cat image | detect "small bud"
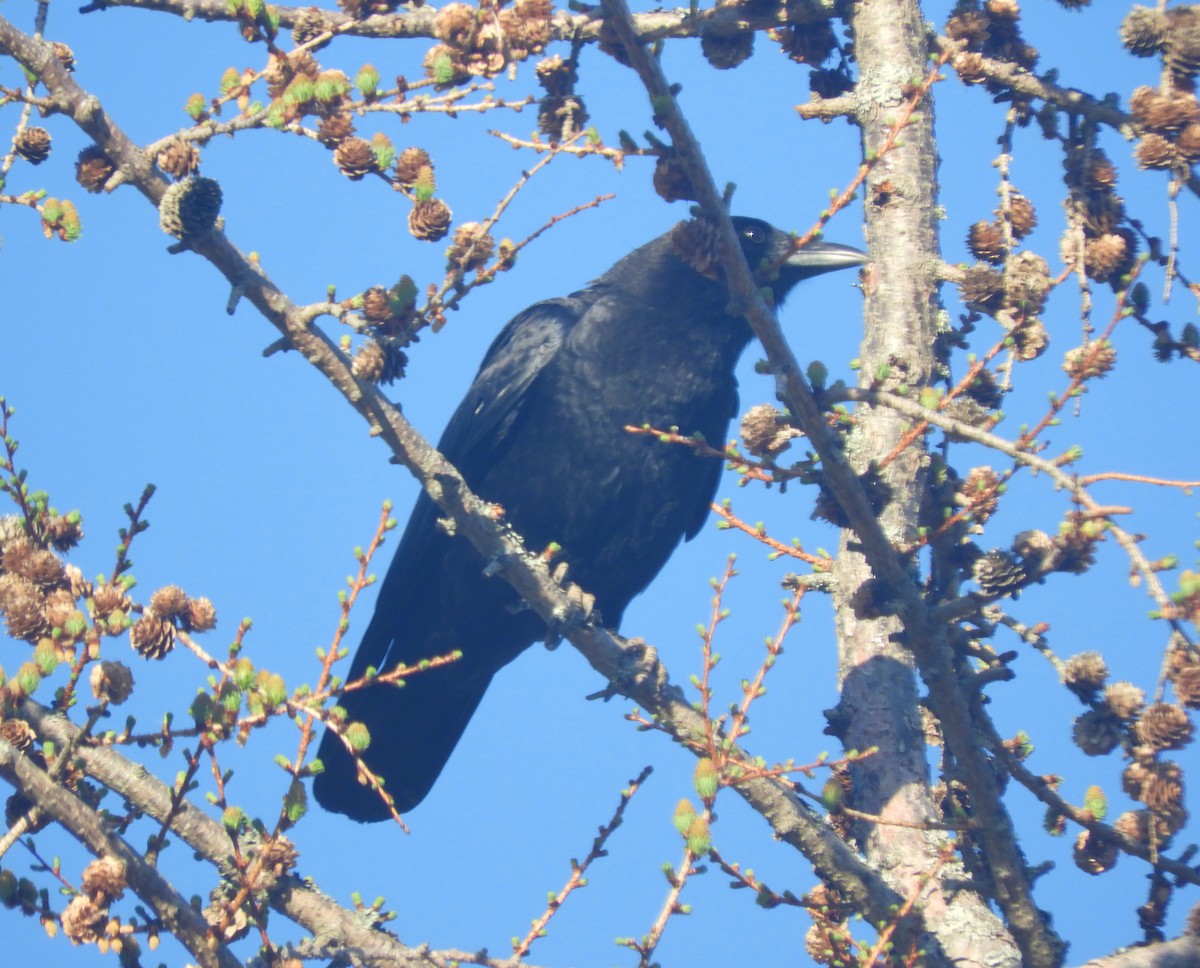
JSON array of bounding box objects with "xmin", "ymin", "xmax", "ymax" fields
[
  {"xmin": 355, "ymin": 63, "xmax": 381, "ymax": 97},
  {"xmin": 1083, "ymin": 784, "xmax": 1107, "ymax": 820},
  {"xmin": 684, "ymin": 815, "xmax": 711, "ymax": 855},
  {"xmin": 672, "ymin": 798, "xmax": 697, "ymax": 836},
  {"xmin": 184, "ymin": 93, "xmax": 209, "ymax": 121},
  {"xmin": 345, "ymin": 720, "xmax": 371, "ymax": 751},
  {"xmin": 693, "ymin": 758, "xmax": 720, "ymax": 800}
]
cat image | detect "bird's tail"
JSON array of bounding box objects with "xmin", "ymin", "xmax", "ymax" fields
[{"xmin": 313, "ymin": 663, "xmax": 493, "ymax": 822}]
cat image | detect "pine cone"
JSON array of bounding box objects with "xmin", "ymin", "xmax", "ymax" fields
[
  {"xmin": 130, "ymin": 613, "xmax": 177, "ymax": 659},
  {"xmin": 2, "ymin": 537, "xmax": 64, "ymax": 587},
  {"xmin": 535, "ymin": 55, "xmax": 574, "ymax": 95},
  {"xmin": 959, "ymin": 265, "xmax": 1005, "ymax": 311},
  {"xmin": 185, "ymin": 596, "xmax": 217, "ymax": 633},
  {"xmin": 1074, "ymin": 193, "xmax": 1125, "ymax": 235},
  {"xmin": 958, "ymin": 466, "xmax": 1001, "ymax": 522},
  {"xmin": 254, "ymin": 835, "xmax": 300, "ymax": 881},
  {"xmin": 741, "ymin": 404, "xmax": 802, "ymax": 457},
  {"xmin": 1136, "ymin": 133, "xmax": 1182, "ymax": 171},
  {"xmin": 1187, "ymin": 901, "xmax": 1200, "ymax": 936},
  {"xmin": 945, "ymin": 9, "xmax": 991, "ymax": 47},
  {"xmin": 0, "ymin": 719, "xmax": 35, "ymax": 751},
  {"xmin": 446, "ymin": 222, "xmax": 495, "ymax": 270},
  {"xmin": 1011, "ymin": 317, "xmax": 1049, "ymax": 361},
  {"xmin": 434, "ymin": 2, "xmax": 475, "ymax": 45},
  {"xmin": 700, "ymin": 27, "xmax": 754, "ymax": 69},
  {"xmin": 1165, "ymin": 6, "xmax": 1200, "ymax": 81},
  {"xmin": 91, "ymin": 582, "xmax": 129, "ymax": 619},
  {"xmin": 810, "ymin": 68, "xmax": 856, "ymax": 98},
  {"xmin": 89, "ymin": 661, "xmax": 134, "ymax": 705},
  {"xmin": 156, "ymin": 140, "xmax": 200, "ymax": 180},
  {"xmin": 159, "ymin": 177, "xmax": 223, "ymax": 240},
  {"xmin": 1007, "ymin": 194, "xmax": 1037, "ymax": 239},
  {"xmin": 963, "ymin": 368, "xmax": 1005, "ymax": 409},
  {"xmin": 60, "ymin": 896, "xmax": 105, "ymax": 945},
  {"xmin": 1073, "ymin": 829, "xmax": 1117, "ymax": 875},
  {"xmin": 333, "ymin": 137, "xmax": 377, "ymax": 180},
  {"xmin": 942, "ymin": 397, "xmax": 993, "ymax": 440},
  {"xmin": 1051, "ymin": 514, "xmax": 1103, "ymax": 574},
  {"xmin": 15, "ymin": 127, "xmax": 51, "ymax": 165},
  {"xmin": 1006, "ymin": 250, "xmax": 1051, "ymax": 315},
  {"xmin": 317, "ymin": 114, "xmax": 355, "ymax": 147},
  {"xmin": 1084, "ymin": 232, "xmax": 1135, "ymax": 282},
  {"xmin": 396, "ymin": 147, "xmax": 432, "ymax": 186},
  {"xmin": 1137, "ymin": 760, "xmax": 1184, "ymax": 812},
  {"xmin": 1105, "ymin": 681, "xmax": 1146, "ymax": 720},
  {"xmin": 973, "ymin": 549, "xmax": 1028, "ymax": 597},
  {"xmin": 1088, "ymin": 164, "xmax": 1120, "ymax": 198},
  {"xmin": 46, "ymin": 513, "xmax": 83, "ymax": 552},
  {"xmin": 81, "ymin": 857, "xmax": 127, "ymax": 902},
  {"xmin": 1177, "ymin": 123, "xmax": 1200, "ymax": 163},
  {"xmin": 951, "ymin": 50, "xmax": 988, "ymax": 84},
  {"xmin": 537, "ymin": 94, "xmax": 588, "ymax": 140},
  {"xmin": 771, "ymin": 21, "xmax": 838, "ymax": 65},
  {"xmin": 967, "ymin": 220, "xmax": 1007, "ymax": 264},
  {"xmin": 377, "ymin": 342, "xmax": 408, "ymax": 384},
  {"xmin": 1063, "ymin": 339, "xmax": 1117, "ymax": 380},
  {"xmin": 1172, "ymin": 664, "xmax": 1200, "ymax": 708},
  {"xmin": 1137, "ymin": 703, "xmax": 1194, "ymax": 751},
  {"xmin": 1072, "ymin": 709, "xmax": 1123, "ymax": 756},
  {"xmin": 407, "ymin": 198, "xmax": 452, "ymax": 241},
  {"xmin": 1113, "ymin": 809, "xmax": 1162, "ymax": 845},
  {"xmin": 500, "ymin": 0, "xmax": 553, "ymax": 60},
  {"xmin": 653, "ymin": 154, "xmax": 696, "ymax": 204},
  {"xmin": 1130, "ymin": 86, "xmax": 1200, "ymax": 131},
  {"xmin": 42, "ymin": 587, "xmax": 81, "ymax": 641},
  {"xmin": 351, "ymin": 340, "xmax": 386, "ymax": 383},
  {"xmin": 1063, "ymin": 651, "xmax": 1109, "ymax": 698},
  {"xmin": 1121, "ymin": 6, "xmax": 1168, "ymax": 56},
  {"xmin": 75, "ymin": 145, "xmax": 114, "ymax": 193},
  {"xmin": 361, "ymin": 286, "xmax": 394, "ymax": 323},
  {"xmin": 149, "ymin": 585, "xmax": 189, "ymax": 619},
  {"xmin": 292, "ymin": 7, "xmax": 332, "ymax": 47}
]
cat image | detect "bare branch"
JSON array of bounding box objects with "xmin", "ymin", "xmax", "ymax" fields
[{"xmin": 0, "ymin": 737, "xmax": 243, "ymax": 968}]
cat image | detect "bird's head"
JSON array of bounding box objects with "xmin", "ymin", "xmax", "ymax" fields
[
  {"xmin": 730, "ymin": 216, "xmax": 869, "ymax": 303},
  {"xmin": 597, "ymin": 216, "xmax": 867, "ymax": 318}
]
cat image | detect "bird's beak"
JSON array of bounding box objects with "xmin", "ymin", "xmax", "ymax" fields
[{"xmin": 783, "ymin": 240, "xmax": 871, "ymax": 278}]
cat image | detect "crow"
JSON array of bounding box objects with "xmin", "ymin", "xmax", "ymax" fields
[{"xmin": 314, "ymin": 216, "xmax": 867, "ymax": 821}]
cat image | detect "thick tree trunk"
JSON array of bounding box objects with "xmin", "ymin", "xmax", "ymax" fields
[{"xmin": 831, "ymin": 0, "xmax": 1022, "ymax": 964}]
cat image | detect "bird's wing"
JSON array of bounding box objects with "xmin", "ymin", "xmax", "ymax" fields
[
  {"xmin": 684, "ymin": 453, "xmax": 726, "ymax": 542},
  {"xmin": 343, "ymin": 298, "xmax": 577, "ymax": 683},
  {"xmin": 437, "ymin": 296, "xmax": 579, "ymax": 470},
  {"xmin": 683, "ymin": 384, "xmax": 739, "ymax": 542}
]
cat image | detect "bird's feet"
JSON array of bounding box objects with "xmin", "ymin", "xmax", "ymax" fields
[
  {"xmin": 543, "ymin": 560, "xmax": 597, "ymax": 650},
  {"xmin": 586, "ymin": 638, "xmax": 666, "ymax": 701}
]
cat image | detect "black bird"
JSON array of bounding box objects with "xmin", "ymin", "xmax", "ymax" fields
[{"xmin": 314, "ymin": 216, "xmax": 867, "ymax": 821}]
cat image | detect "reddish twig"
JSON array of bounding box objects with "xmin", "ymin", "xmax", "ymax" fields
[
  {"xmin": 511, "ymin": 766, "xmax": 652, "ymax": 959},
  {"xmin": 711, "ymin": 500, "xmax": 828, "ymax": 565}
]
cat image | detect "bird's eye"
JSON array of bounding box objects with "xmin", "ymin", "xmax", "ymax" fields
[{"xmin": 741, "ymin": 223, "xmax": 767, "ymax": 246}]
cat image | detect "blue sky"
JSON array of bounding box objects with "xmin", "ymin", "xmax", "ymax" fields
[{"xmin": 3, "ymin": 0, "xmax": 1199, "ymax": 964}]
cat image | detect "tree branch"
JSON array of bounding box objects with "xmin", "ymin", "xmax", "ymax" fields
[
  {"xmin": 16, "ymin": 701, "xmax": 531, "ymax": 968},
  {"xmin": 0, "ymin": 736, "xmax": 243, "ymax": 968},
  {"xmin": 0, "ymin": 15, "xmax": 916, "ymax": 957},
  {"xmin": 76, "ymin": 0, "xmax": 840, "ymax": 42}
]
